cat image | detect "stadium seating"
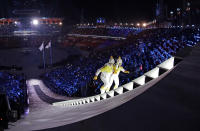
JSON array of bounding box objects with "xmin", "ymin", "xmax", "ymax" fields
[
  {"xmin": 44, "ymin": 28, "xmax": 199, "ymax": 97},
  {"xmin": 70, "ymin": 27, "xmax": 139, "ymax": 37},
  {"xmin": 0, "ymin": 72, "xmax": 27, "ymax": 117}
]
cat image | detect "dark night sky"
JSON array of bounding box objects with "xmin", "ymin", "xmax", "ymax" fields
[
  {"xmin": 0, "ymin": 0, "xmax": 199, "ymax": 22},
  {"xmin": 74, "ymin": 0, "xmax": 199, "ymax": 20}
]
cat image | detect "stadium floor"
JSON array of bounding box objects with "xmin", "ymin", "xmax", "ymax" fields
[
  {"xmin": 0, "ymin": 45, "xmax": 84, "ymax": 78},
  {"xmin": 6, "ymin": 43, "xmax": 200, "ymax": 131},
  {"xmin": 39, "ymin": 43, "xmax": 200, "ymax": 131}
]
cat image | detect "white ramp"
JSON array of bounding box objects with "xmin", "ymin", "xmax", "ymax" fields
[
  {"xmin": 115, "ymin": 86, "xmax": 124, "ymax": 94},
  {"xmin": 144, "ymin": 67, "xmax": 159, "ymax": 79},
  {"xmin": 107, "ymin": 90, "xmax": 115, "ymax": 97},
  {"xmin": 133, "ymin": 75, "xmax": 146, "ymax": 85},
  {"xmin": 95, "ymin": 95, "xmax": 101, "ymax": 101},
  {"xmin": 100, "ymin": 93, "xmax": 107, "ymax": 100},
  {"xmin": 8, "ymin": 57, "xmax": 176, "ymax": 131},
  {"xmin": 158, "ymin": 57, "xmax": 174, "ymax": 70},
  {"xmin": 123, "ymin": 82, "xmax": 134, "ymax": 91}
]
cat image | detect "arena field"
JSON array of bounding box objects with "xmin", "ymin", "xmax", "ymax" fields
[{"xmin": 0, "ymin": 0, "xmax": 200, "ymax": 130}]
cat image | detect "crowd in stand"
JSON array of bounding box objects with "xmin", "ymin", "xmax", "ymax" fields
[
  {"xmin": 0, "ymin": 72, "xmax": 27, "ymax": 119},
  {"xmin": 62, "ymin": 36, "xmax": 121, "ymax": 51},
  {"xmin": 0, "ymin": 25, "xmax": 16, "ymax": 36},
  {"xmin": 70, "ymin": 27, "xmax": 140, "ymax": 37},
  {"xmin": 107, "ymin": 27, "xmax": 142, "ymax": 37},
  {"xmin": 44, "ymin": 28, "xmax": 200, "ymax": 97},
  {"xmin": 0, "ymin": 23, "xmax": 61, "ymax": 37}
]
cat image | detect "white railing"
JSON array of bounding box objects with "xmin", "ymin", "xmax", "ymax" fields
[{"xmin": 53, "ymin": 57, "xmax": 175, "ymax": 107}]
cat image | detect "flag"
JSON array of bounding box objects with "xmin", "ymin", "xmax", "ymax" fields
[
  {"xmin": 39, "ymin": 42, "xmax": 44, "ymax": 51},
  {"xmin": 38, "ymin": 42, "xmax": 46, "ymax": 69},
  {"xmin": 45, "ymin": 41, "xmax": 51, "ymax": 49}
]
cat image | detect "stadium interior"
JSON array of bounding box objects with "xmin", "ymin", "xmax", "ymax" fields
[{"xmin": 0, "ymin": 0, "xmax": 200, "ymax": 131}]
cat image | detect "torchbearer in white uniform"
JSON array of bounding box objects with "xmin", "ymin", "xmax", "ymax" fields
[
  {"xmin": 93, "ymin": 56, "xmax": 115, "ymax": 94},
  {"xmin": 110, "ymin": 56, "xmax": 130, "ymax": 90}
]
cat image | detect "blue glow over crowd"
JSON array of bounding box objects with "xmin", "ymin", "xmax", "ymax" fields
[
  {"xmin": 44, "ymin": 27, "xmax": 200, "ymax": 97},
  {"xmin": 0, "ymin": 72, "xmax": 27, "ymax": 113}
]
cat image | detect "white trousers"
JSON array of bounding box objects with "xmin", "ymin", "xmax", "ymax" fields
[
  {"xmin": 108, "ymin": 74, "xmax": 119, "ymax": 91},
  {"xmin": 113, "ymin": 74, "xmax": 119, "ymax": 89},
  {"xmin": 100, "ymin": 74, "xmax": 112, "ymax": 94}
]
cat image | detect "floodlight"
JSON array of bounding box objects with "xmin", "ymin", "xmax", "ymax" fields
[
  {"xmin": 59, "ymin": 22, "xmax": 62, "ymax": 25},
  {"xmin": 143, "ymin": 23, "xmax": 147, "ymax": 27},
  {"xmin": 32, "ymin": 19, "xmax": 39, "ymax": 25}
]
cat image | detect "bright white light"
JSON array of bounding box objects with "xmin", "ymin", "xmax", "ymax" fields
[
  {"xmin": 59, "ymin": 22, "xmax": 62, "ymax": 25},
  {"xmin": 14, "ymin": 21, "xmax": 18, "ymax": 24},
  {"xmin": 32, "ymin": 19, "xmax": 39, "ymax": 25},
  {"xmin": 177, "ymin": 8, "xmax": 180, "ymax": 11},
  {"xmin": 137, "ymin": 23, "xmax": 140, "ymax": 26},
  {"xmin": 143, "ymin": 23, "xmax": 147, "ymax": 27}
]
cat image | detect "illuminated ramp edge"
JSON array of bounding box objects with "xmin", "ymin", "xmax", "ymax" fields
[{"xmin": 53, "ymin": 57, "xmax": 180, "ymax": 107}]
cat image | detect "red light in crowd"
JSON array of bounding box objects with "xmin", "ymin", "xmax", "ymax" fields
[{"xmin": 140, "ymin": 65, "xmax": 143, "ymax": 70}]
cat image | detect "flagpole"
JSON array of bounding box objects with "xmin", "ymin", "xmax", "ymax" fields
[
  {"xmin": 43, "ymin": 43, "xmax": 46, "ymax": 69},
  {"xmin": 50, "ymin": 41, "xmax": 53, "ymax": 66}
]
